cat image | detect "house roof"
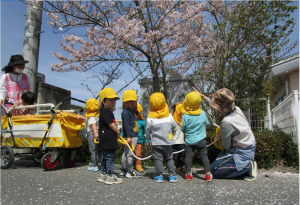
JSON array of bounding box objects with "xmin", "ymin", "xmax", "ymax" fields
[{"xmin": 269, "ymin": 52, "xmax": 299, "ymax": 79}]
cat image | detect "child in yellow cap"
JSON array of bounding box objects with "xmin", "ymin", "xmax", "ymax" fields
[
  {"xmin": 86, "ymin": 98, "xmax": 101, "ymax": 172},
  {"xmin": 134, "ymin": 103, "xmax": 150, "ymax": 172},
  {"xmin": 170, "ymin": 103, "xmax": 185, "ymax": 172},
  {"xmin": 97, "ymin": 87, "xmax": 123, "ymax": 185},
  {"xmin": 146, "ymin": 92, "xmax": 178, "ymax": 183},
  {"xmin": 120, "ymin": 90, "xmax": 142, "ymax": 178},
  {"xmin": 179, "ymin": 91, "xmax": 212, "ymax": 181}
]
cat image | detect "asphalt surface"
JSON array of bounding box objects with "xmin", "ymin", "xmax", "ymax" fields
[{"xmin": 1, "ymin": 158, "xmax": 299, "ymax": 205}]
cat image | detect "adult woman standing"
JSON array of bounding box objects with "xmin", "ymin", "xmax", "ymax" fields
[
  {"xmin": 194, "ymin": 87, "xmax": 257, "ymax": 181},
  {"xmin": 0, "ymin": 55, "xmax": 33, "ymax": 114}
]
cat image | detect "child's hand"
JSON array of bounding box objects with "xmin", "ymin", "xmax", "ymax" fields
[
  {"xmin": 127, "ymin": 136, "xmax": 132, "ymax": 145},
  {"xmin": 94, "ymin": 134, "xmax": 99, "ymax": 139},
  {"xmin": 145, "ymin": 143, "xmax": 149, "ymax": 147}
]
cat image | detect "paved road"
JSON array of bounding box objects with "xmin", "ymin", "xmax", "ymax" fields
[{"xmin": 1, "ymin": 158, "xmax": 299, "ymax": 205}]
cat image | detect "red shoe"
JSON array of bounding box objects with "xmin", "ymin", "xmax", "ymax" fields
[
  {"xmin": 185, "ymin": 172, "xmax": 192, "ymax": 181},
  {"xmin": 206, "ymin": 172, "xmax": 213, "ymax": 182}
]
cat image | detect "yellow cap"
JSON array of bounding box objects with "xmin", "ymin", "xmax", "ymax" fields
[
  {"xmin": 122, "ymin": 90, "xmax": 137, "ymax": 102},
  {"xmin": 99, "ymin": 87, "xmax": 120, "ymax": 103},
  {"xmin": 148, "ymin": 92, "xmax": 169, "ymax": 119},
  {"xmin": 173, "ymin": 102, "xmax": 183, "ymax": 124},
  {"xmin": 86, "ymin": 98, "xmax": 100, "ymax": 117},
  {"xmin": 181, "ymin": 91, "xmax": 202, "ymax": 115},
  {"xmin": 137, "ymin": 103, "xmax": 144, "ymax": 120}
]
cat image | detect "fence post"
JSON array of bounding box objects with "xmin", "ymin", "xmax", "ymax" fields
[
  {"xmin": 247, "ymin": 98, "xmax": 251, "ymax": 126},
  {"xmin": 267, "ymin": 98, "xmax": 273, "ymax": 131},
  {"xmin": 292, "ymin": 90, "xmax": 299, "ymax": 155}
]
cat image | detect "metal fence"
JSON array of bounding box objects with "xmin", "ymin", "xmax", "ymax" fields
[
  {"xmin": 235, "ymin": 98, "xmax": 269, "ymax": 131},
  {"xmin": 270, "ymin": 90, "xmax": 299, "ymax": 144}
]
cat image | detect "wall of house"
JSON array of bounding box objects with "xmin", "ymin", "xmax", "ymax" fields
[
  {"xmin": 289, "ymin": 69, "xmax": 299, "ymax": 92},
  {"xmin": 270, "ymin": 82, "xmax": 287, "ymax": 105}
]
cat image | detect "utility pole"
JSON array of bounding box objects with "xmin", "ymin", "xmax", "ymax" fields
[{"xmin": 22, "ymin": 1, "xmax": 43, "ymax": 94}]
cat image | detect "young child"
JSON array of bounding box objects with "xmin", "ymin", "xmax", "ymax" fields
[
  {"xmin": 120, "ymin": 89, "xmax": 142, "ymax": 178},
  {"xmin": 85, "ymin": 98, "xmax": 101, "ymax": 172},
  {"xmin": 171, "ymin": 103, "xmax": 185, "ymax": 172},
  {"xmin": 134, "ymin": 103, "xmax": 149, "ymax": 173},
  {"xmin": 97, "ymin": 87, "xmax": 123, "ymax": 185},
  {"xmin": 179, "ymin": 91, "xmax": 213, "ymax": 181},
  {"xmin": 13, "ymin": 91, "xmax": 36, "ymax": 115},
  {"xmin": 146, "ymin": 92, "xmax": 178, "ymax": 183}
]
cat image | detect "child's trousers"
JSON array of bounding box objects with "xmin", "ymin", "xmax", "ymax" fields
[
  {"xmin": 135, "ymin": 143, "xmax": 142, "ymax": 166},
  {"xmin": 152, "ymin": 145, "xmax": 176, "ymax": 176},
  {"xmin": 185, "ymin": 139, "xmax": 210, "ymax": 172},
  {"xmin": 172, "ymin": 144, "xmax": 185, "ymax": 168},
  {"xmin": 121, "ymin": 137, "xmax": 138, "ymax": 172},
  {"xmin": 87, "ymin": 131, "xmax": 102, "ymax": 167},
  {"xmin": 100, "ymin": 149, "xmax": 116, "ymax": 177}
]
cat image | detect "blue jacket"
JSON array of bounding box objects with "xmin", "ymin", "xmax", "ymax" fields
[{"xmin": 122, "ymin": 108, "xmax": 138, "ymax": 138}]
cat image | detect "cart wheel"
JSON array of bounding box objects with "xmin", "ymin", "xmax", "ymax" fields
[
  {"xmin": 41, "ymin": 153, "xmax": 60, "ymax": 171},
  {"xmin": 63, "ymin": 151, "xmax": 76, "ymax": 168},
  {"xmin": 0, "ymin": 145, "xmax": 14, "ymax": 169}
]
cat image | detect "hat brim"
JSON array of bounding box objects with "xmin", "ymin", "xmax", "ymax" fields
[
  {"xmin": 8, "ymin": 60, "xmax": 29, "ymax": 66},
  {"xmin": 122, "ymin": 98, "xmax": 137, "ymax": 102}
]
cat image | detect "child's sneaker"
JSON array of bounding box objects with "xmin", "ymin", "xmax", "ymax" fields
[
  {"xmin": 180, "ymin": 166, "xmax": 185, "ymax": 172},
  {"xmin": 174, "ymin": 167, "xmax": 180, "ymax": 172},
  {"xmin": 154, "ymin": 175, "xmax": 163, "ymax": 183},
  {"xmin": 97, "ymin": 173, "xmax": 107, "ymax": 182},
  {"xmin": 120, "ymin": 168, "xmax": 126, "ymax": 177},
  {"xmin": 169, "ymin": 175, "xmax": 178, "ymax": 183},
  {"xmin": 185, "ymin": 172, "xmax": 193, "ymax": 181},
  {"xmin": 244, "ymin": 161, "xmax": 257, "ymax": 182},
  {"xmin": 136, "ymin": 165, "xmax": 144, "ymax": 173},
  {"xmin": 206, "ymin": 172, "xmax": 213, "ymax": 182},
  {"xmin": 105, "ymin": 174, "xmax": 123, "ymax": 185},
  {"xmin": 88, "ymin": 166, "xmax": 99, "ymax": 172},
  {"xmin": 126, "ymin": 170, "xmax": 142, "ymax": 178}
]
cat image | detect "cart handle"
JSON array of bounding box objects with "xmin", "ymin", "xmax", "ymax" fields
[
  {"xmin": 55, "ymin": 97, "xmax": 86, "ymax": 110},
  {"xmin": 6, "ymin": 103, "xmax": 55, "ymax": 113}
]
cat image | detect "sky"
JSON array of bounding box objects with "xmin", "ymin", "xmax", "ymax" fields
[{"xmin": 1, "ymin": 0, "xmax": 299, "ymax": 119}]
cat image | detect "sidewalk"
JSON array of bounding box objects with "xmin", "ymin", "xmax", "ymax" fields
[{"xmin": 1, "ymin": 159, "xmax": 299, "ymax": 205}]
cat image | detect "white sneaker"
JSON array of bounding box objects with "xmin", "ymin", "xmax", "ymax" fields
[
  {"xmin": 105, "ymin": 175, "xmax": 123, "ymax": 185},
  {"xmin": 125, "ymin": 170, "xmax": 142, "ymax": 179},
  {"xmin": 120, "ymin": 168, "xmax": 126, "ymax": 177},
  {"xmin": 244, "ymin": 161, "xmax": 257, "ymax": 182},
  {"xmin": 97, "ymin": 173, "xmax": 107, "ymax": 182}
]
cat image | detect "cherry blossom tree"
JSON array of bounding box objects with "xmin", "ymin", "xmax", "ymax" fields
[
  {"xmin": 190, "ymin": 0, "xmax": 298, "ymax": 99},
  {"xmin": 25, "ymin": 0, "xmax": 211, "ymax": 98}
]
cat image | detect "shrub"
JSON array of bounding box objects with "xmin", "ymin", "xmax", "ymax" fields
[{"xmin": 253, "ymin": 128, "xmax": 298, "ymax": 169}]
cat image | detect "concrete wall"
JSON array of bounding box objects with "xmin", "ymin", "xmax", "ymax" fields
[
  {"xmin": 138, "ymin": 75, "xmax": 192, "ymax": 119},
  {"xmin": 36, "ymin": 82, "xmax": 71, "ymax": 111}
]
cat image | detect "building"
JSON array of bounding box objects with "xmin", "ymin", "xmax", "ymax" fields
[
  {"xmin": 268, "ymin": 52, "xmax": 299, "ymax": 106},
  {"xmin": 267, "ymin": 52, "xmax": 299, "ymax": 145}
]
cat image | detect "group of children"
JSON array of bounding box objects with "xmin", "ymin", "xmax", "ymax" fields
[{"xmin": 86, "ymin": 87, "xmax": 213, "ymax": 185}]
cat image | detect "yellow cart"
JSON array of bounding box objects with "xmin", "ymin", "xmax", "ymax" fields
[{"xmin": 0, "ymin": 97, "xmax": 86, "ymax": 171}]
